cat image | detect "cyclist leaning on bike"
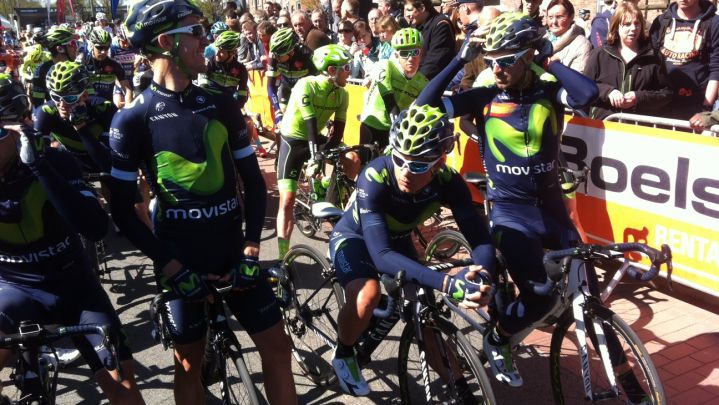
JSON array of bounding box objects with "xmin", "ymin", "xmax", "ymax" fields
[
  {"xmin": 328, "ymin": 104, "xmax": 496, "ymax": 396},
  {"xmin": 108, "ymin": 1, "xmax": 296, "ymax": 404},
  {"xmin": 0, "ymin": 73, "xmax": 145, "ymax": 404},
  {"xmin": 415, "ymin": 12, "xmax": 599, "ymax": 387},
  {"xmin": 275, "ymin": 44, "xmax": 360, "ymax": 260}
]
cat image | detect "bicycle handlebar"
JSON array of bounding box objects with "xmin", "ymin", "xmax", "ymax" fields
[
  {"xmin": 0, "ymin": 324, "xmax": 110, "ymax": 349},
  {"xmin": 318, "ymin": 143, "xmax": 380, "ymax": 160},
  {"xmin": 531, "ymin": 243, "xmax": 673, "ymax": 296},
  {"xmin": 372, "ymin": 258, "xmax": 475, "ymax": 319},
  {"xmin": 559, "ymin": 166, "xmax": 589, "ymax": 194}
]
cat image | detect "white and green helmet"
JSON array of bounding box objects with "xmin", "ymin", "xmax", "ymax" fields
[
  {"xmin": 390, "ymin": 104, "xmax": 454, "ymax": 159},
  {"xmin": 312, "ymin": 44, "xmax": 352, "ymax": 72},
  {"xmin": 391, "ymin": 28, "xmax": 423, "ymax": 50}
]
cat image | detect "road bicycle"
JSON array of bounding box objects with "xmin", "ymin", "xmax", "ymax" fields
[
  {"xmin": 424, "ymin": 228, "xmax": 672, "ymax": 404},
  {"xmin": 149, "ymin": 280, "xmax": 271, "ymax": 405},
  {"xmin": 0, "ymin": 322, "xmax": 114, "ymax": 405},
  {"xmin": 273, "ymin": 243, "xmax": 496, "ymax": 404},
  {"xmin": 293, "ymin": 143, "xmax": 378, "ymax": 238}
]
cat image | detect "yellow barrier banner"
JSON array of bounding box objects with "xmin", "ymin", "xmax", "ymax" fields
[{"xmin": 561, "ymin": 117, "xmax": 719, "ymax": 297}]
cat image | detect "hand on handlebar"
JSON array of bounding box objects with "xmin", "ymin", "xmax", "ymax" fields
[
  {"xmin": 445, "ymin": 265, "xmax": 494, "ymax": 308},
  {"xmin": 227, "ymin": 255, "xmax": 261, "ymax": 290}
]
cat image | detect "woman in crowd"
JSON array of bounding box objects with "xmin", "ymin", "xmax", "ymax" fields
[
  {"xmin": 584, "ymin": 1, "xmax": 672, "ymax": 119},
  {"xmin": 338, "ymin": 20, "xmax": 355, "ymax": 50},
  {"xmin": 544, "ymin": 0, "xmax": 591, "ymax": 73},
  {"xmin": 350, "ymin": 20, "xmax": 381, "ymax": 79},
  {"xmin": 377, "ymin": 15, "xmax": 400, "ymax": 60}
]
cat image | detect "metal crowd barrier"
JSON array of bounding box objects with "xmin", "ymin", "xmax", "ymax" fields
[{"xmin": 604, "ymin": 112, "xmax": 719, "ymax": 137}]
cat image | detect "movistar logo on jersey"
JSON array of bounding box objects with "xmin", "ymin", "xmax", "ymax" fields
[
  {"xmin": 0, "ymin": 236, "xmax": 71, "ymax": 264},
  {"xmin": 496, "ymin": 159, "xmax": 555, "ymax": 176},
  {"xmin": 364, "ymin": 167, "xmax": 389, "ymax": 184},
  {"xmin": 164, "ymin": 195, "xmax": 239, "ymax": 220},
  {"xmin": 485, "ymin": 99, "xmax": 556, "ymax": 162}
]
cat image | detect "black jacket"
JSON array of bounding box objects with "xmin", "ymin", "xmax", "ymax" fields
[
  {"xmin": 584, "ymin": 42, "xmax": 673, "ymax": 120},
  {"xmin": 416, "ymin": 10, "xmax": 456, "ymax": 80}
]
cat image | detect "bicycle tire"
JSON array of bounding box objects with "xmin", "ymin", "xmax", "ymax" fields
[
  {"xmin": 281, "ymin": 244, "xmax": 345, "ymax": 386},
  {"xmin": 218, "ymin": 338, "xmax": 262, "ymax": 405},
  {"xmin": 550, "ymin": 304, "xmax": 666, "ymax": 405},
  {"xmin": 398, "ymin": 317, "xmax": 497, "ymax": 405},
  {"xmin": 423, "ymin": 229, "xmax": 472, "ymax": 262}
]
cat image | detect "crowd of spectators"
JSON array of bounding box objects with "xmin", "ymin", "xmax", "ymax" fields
[{"xmin": 1, "ymin": 0, "xmax": 717, "ymax": 128}]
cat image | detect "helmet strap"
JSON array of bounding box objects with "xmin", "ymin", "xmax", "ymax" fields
[{"xmin": 146, "ymin": 33, "xmax": 194, "ymax": 80}]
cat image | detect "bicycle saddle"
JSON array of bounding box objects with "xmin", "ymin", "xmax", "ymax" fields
[{"xmin": 311, "ymin": 202, "xmax": 344, "ymax": 219}]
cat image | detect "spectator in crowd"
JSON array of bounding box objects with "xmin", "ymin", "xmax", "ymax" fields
[
  {"xmin": 252, "ymin": 9, "xmax": 268, "ymax": 21},
  {"xmin": 96, "ymin": 12, "xmax": 113, "ymax": 35},
  {"xmin": 377, "ymin": 15, "xmax": 401, "ymax": 59},
  {"xmin": 343, "ymin": 0, "xmax": 362, "ymax": 25},
  {"xmin": 689, "ymin": 106, "xmax": 719, "ymax": 131},
  {"xmin": 228, "ymin": 17, "xmax": 241, "ymax": 32},
  {"xmin": 292, "ymin": 10, "xmax": 317, "ymax": 43},
  {"xmin": 279, "ymin": 9, "xmax": 290, "ymax": 19},
  {"xmin": 590, "ymin": 0, "xmax": 631, "ymax": 48},
  {"xmin": 350, "ymin": 20, "xmax": 381, "ymax": 79},
  {"xmin": 277, "ymin": 15, "xmax": 292, "ymax": 29},
  {"xmin": 379, "ymin": 0, "xmax": 409, "ymax": 27},
  {"xmin": 264, "ymin": 1, "xmax": 275, "ymax": 16},
  {"xmin": 225, "ymin": 9, "xmax": 239, "ymax": 25},
  {"xmin": 368, "ymin": 8, "xmax": 384, "ymax": 37},
  {"xmin": 338, "ymin": 19, "xmax": 356, "ymax": 50},
  {"xmin": 312, "ymin": 8, "xmax": 338, "ymax": 43},
  {"xmin": 404, "ymin": 0, "xmax": 456, "ymax": 79},
  {"xmin": 522, "ymin": 0, "xmax": 545, "ymax": 30},
  {"xmin": 585, "ymin": 2, "xmax": 672, "ymax": 120},
  {"xmin": 545, "ymin": 0, "xmax": 591, "ymax": 73},
  {"xmin": 576, "ymin": 8, "xmax": 591, "ymax": 36},
  {"xmin": 273, "ymin": 2, "xmax": 282, "ymax": 17},
  {"xmin": 257, "ymin": 21, "xmax": 277, "ymax": 68},
  {"xmin": 240, "ymin": 20, "xmax": 265, "ymax": 70},
  {"xmin": 650, "ymin": 0, "xmax": 719, "ymax": 120},
  {"xmin": 240, "ymin": 11, "xmax": 255, "ymax": 24},
  {"xmin": 331, "ymin": 0, "xmax": 344, "ymax": 33}
]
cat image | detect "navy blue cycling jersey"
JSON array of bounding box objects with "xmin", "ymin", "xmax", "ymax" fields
[
  {"xmin": 0, "ymin": 145, "xmax": 108, "ymax": 286},
  {"xmin": 416, "ymin": 59, "xmax": 598, "ymax": 204},
  {"xmin": 110, "ymin": 45, "xmax": 136, "ymax": 78},
  {"xmin": 30, "ymin": 60, "xmax": 53, "ymax": 108},
  {"xmin": 331, "ymin": 156, "xmax": 495, "ymax": 289},
  {"xmin": 109, "ymin": 81, "xmax": 266, "ymax": 269},
  {"xmin": 33, "ymin": 96, "xmax": 116, "ymax": 173},
  {"xmin": 82, "ymin": 55, "xmax": 126, "ymax": 101}
]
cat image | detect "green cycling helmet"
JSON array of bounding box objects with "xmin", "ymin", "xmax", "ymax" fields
[
  {"xmin": 88, "ymin": 28, "xmax": 112, "ymax": 46},
  {"xmin": 211, "ymin": 21, "xmax": 229, "ymax": 37},
  {"xmin": 46, "ymin": 61, "xmax": 90, "ymax": 95},
  {"xmin": 0, "ymin": 74, "xmax": 30, "ymax": 121},
  {"xmin": 484, "ymin": 12, "xmax": 541, "ymax": 52},
  {"xmin": 269, "ymin": 28, "xmax": 298, "ymax": 56},
  {"xmin": 24, "ymin": 44, "xmax": 50, "ymax": 65},
  {"xmin": 390, "ymin": 104, "xmax": 454, "ymax": 159},
  {"xmin": 312, "ymin": 44, "xmax": 352, "ymax": 72},
  {"xmin": 215, "ymin": 30, "xmax": 241, "ymax": 51},
  {"xmin": 391, "ymin": 28, "xmax": 423, "ymax": 50},
  {"xmin": 43, "ymin": 27, "xmax": 75, "ymax": 49}
]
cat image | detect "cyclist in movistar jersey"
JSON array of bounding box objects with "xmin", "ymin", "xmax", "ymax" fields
[
  {"xmin": 198, "ymin": 30, "xmax": 249, "ymax": 106},
  {"xmin": 110, "ymin": 26, "xmax": 138, "ymax": 108},
  {"xmin": 30, "ymin": 27, "xmax": 79, "ymax": 109},
  {"xmin": 329, "ymin": 104, "xmax": 496, "ymax": 396},
  {"xmin": 82, "ymin": 28, "xmax": 132, "ymax": 104},
  {"xmin": 414, "ymin": 12, "xmax": 599, "ymax": 387},
  {"xmin": 111, "ymin": 1, "xmax": 296, "ymax": 404},
  {"xmin": 267, "ymin": 27, "xmax": 318, "ymax": 127},
  {"xmin": 275, "ymin": 44, "xmax": 357, "ymax": 260},
  {"xmin": 0, "ymin": 74, "xmax": 145, "ymax": 405},
  {"xmin": 359, "ymin": 28, "xmax": 428, "ymax": 151}
]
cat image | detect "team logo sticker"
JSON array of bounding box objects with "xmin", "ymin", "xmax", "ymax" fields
[
  {"xmin": 155, "ymin": 101, "xmax": 165, "ymax": 111},
  {"xmin": 196, "ymin": 95, "xmax": 206, "ymax": 104}
]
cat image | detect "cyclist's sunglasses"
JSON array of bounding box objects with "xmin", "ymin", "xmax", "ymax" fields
[
  {"xmin": 49, "ymin": 91, "xmax": 84, "ymax": 105},
  {"xmin": 391, "ymin": 151, "xmax": 441, "ymax": 174},
  {"xmin": 483, "ymin": 48, "xmax": 530, "ymax": 69},
  {"xmin": 336, "ymin": 64, "xmax": 351, "ymax": 72},
  {"xmin": 154, "ymin": 24, "xmax": 206, "ymax": 41},
  {"xmin": 398, "ymin": 48, "xmax": 420, "ymax": 58},
  {"xmin": 94, "ymin": 45, "xmax": 109, "ymax": 51}
]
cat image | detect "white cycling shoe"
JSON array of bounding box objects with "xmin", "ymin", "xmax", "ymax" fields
[
  {"xmin": 332, "ymin": 348, "xmax": 370, "ymax": 396},
  {"xmin": 483, "ymin": 337, "xmax": 523, "ymax": 387}
]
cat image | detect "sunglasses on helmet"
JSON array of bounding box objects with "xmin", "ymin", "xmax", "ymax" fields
[
  {"xmin": 391, "ymin": 151, "xmax": 441, "ymax": 174},
  {"xmin": 483, "ymin": 48, "xmax": 530, "ymax": 69},
  {"xmin": 154, "ymin": 24, "xmax": 207, "ymax": 42},
  {"xmin": 397, "ymin": 48, "xmax": 420, "ymax": 58},
  {"xmin": 49, "ymin": 91, "xmax": 84, "ymax": 105}
]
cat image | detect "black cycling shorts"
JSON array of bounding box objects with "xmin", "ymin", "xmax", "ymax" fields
[
  {"xmin": 156, "ymin": 228, "xmax": 281, "ymax": 344},
  {"xmin": 0, "ymin": 269, "xmax": 132, "ymax": 373},
  {"xmin": 276, "ymin": 134, "xmax": 327, "ymax": 192},
  {"xmin": 329, "ymin": 235, "xmax": 417, "ymax": 288}
]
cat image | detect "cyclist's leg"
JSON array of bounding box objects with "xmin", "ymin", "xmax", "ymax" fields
[
  {"xmin": 330, "ymin": 237, "xmax": 379, "ymax": 396},
  {"xmin": 276, "ymin": 136, "xmax": 310, "ymax": 259},
  {"xmin": 0, "ymin": 282, "xmax": 50, "ymax": 370},
  {"xmin": 227, "ymin": 280, "xmax": 297, "ymax": 404},
  {"xmin": 62, "ymin": 275, "xmax": 145, "ymax": 404}
]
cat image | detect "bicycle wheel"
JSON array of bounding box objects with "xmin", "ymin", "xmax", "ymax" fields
[
  {"xmin": 215, "ymin": 338, "xmax": 262, "ymax": 405},
  {"xmin": 281, "ymin": 245, "xmax": 345, "ymax": 386},
  {"xmin": 293, "ymin": 174, "xmax": 318, "ymax": 237},
  {"xmin": 413, "ymin": 211, "xmax": 450, "ymax": 251},
  {"xmin": 423, "ymin": 229, "xmax": 472, "ymax": 262},
  {"xmin": 550, "ymin": 304, "xmax": 665, "ymax": 405},
  {"xmin": 398, "ymin": 317, "xmax": 496, "ymax": 405}
]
